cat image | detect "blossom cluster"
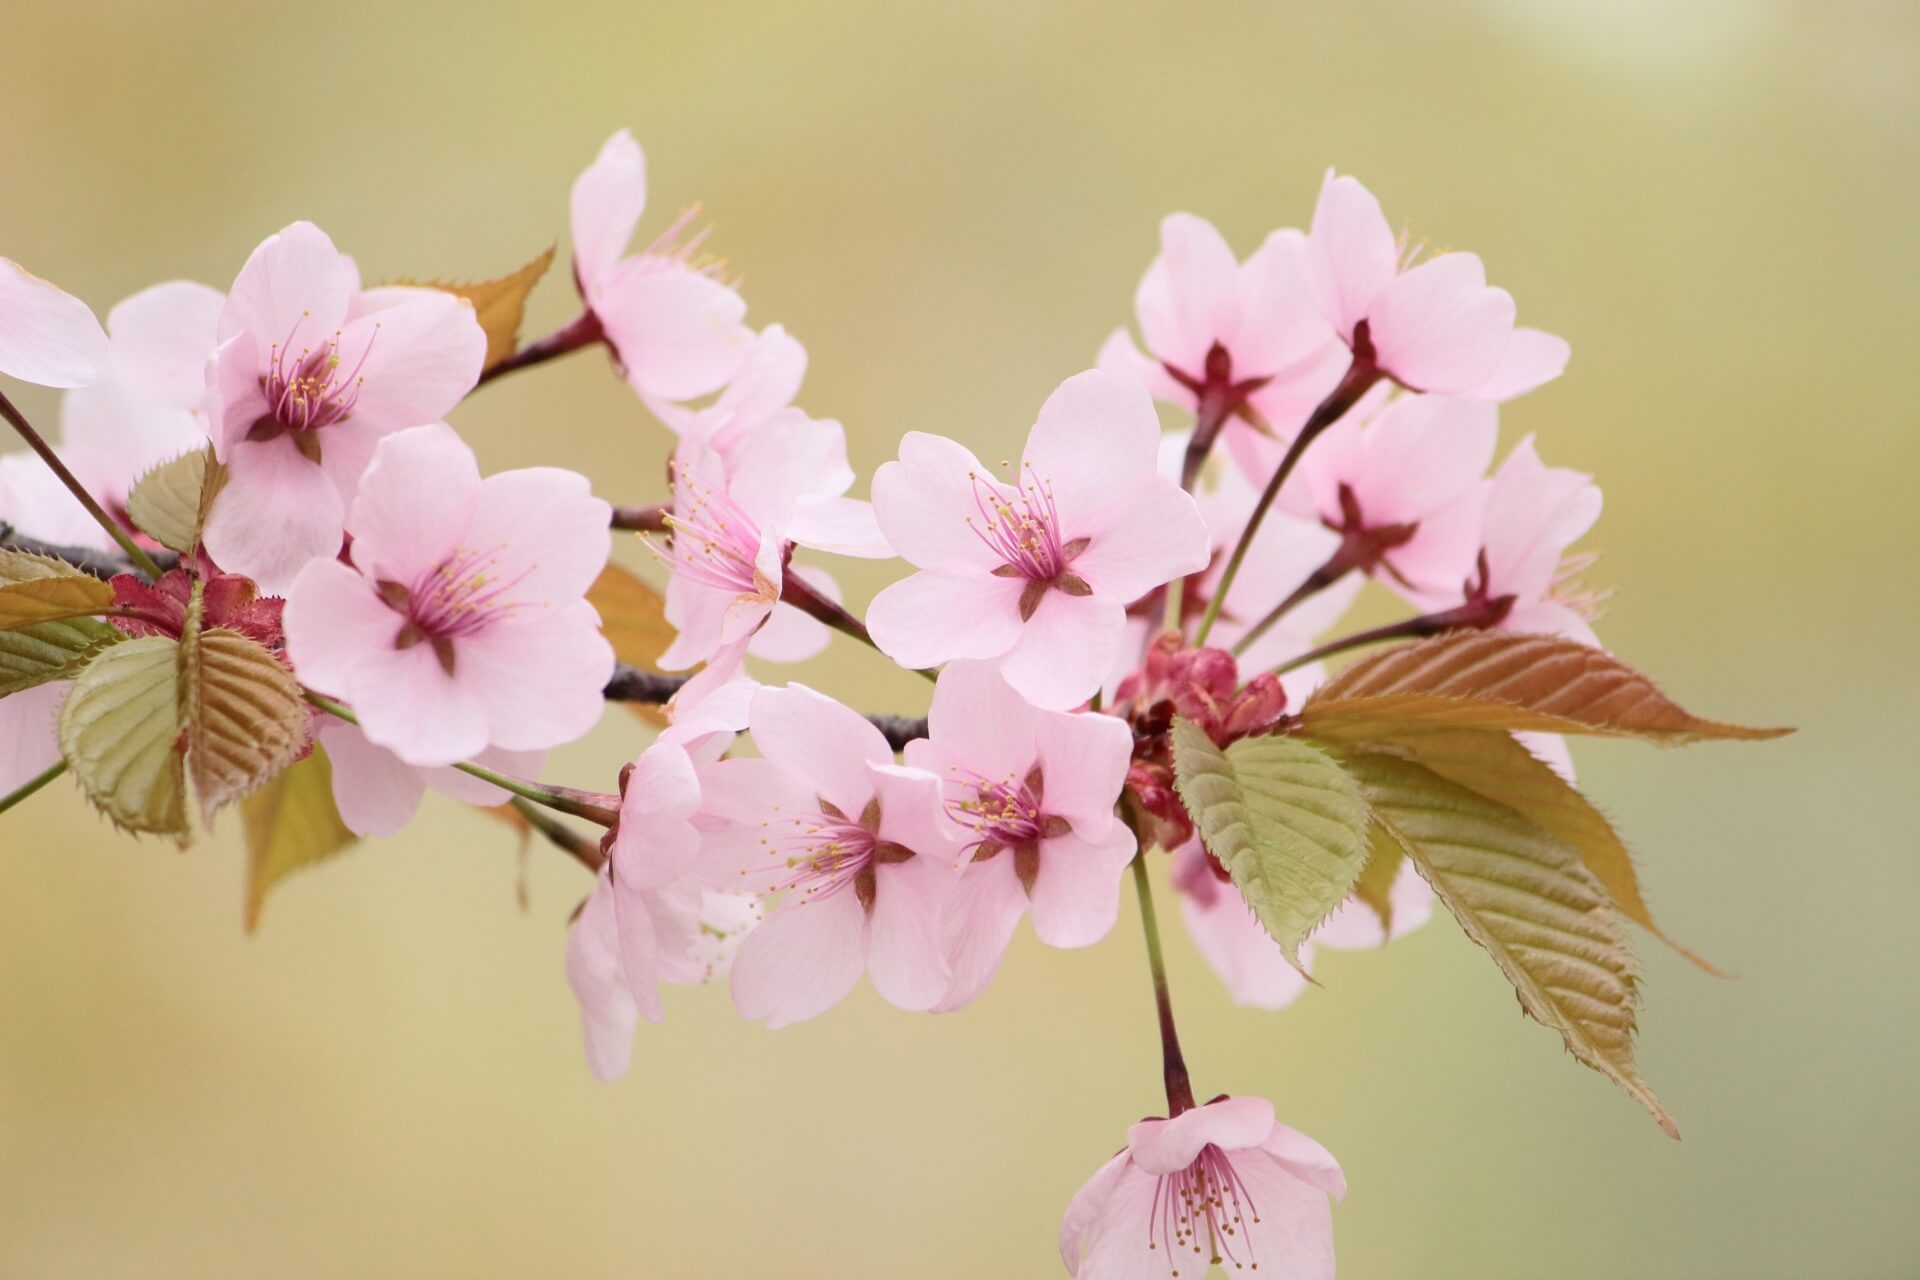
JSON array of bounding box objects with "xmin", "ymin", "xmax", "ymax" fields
[{"xmin": 4, "ymin": 135, "xmax": 1698, "ymax": 1280}]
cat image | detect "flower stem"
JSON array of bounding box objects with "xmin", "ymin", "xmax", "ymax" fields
[
  {"xmin": 1165, "ymin": 396, "xmax": 1235, "ymax": 634},
  {"xmin": 1192, "ymin": 353, "xmax": 1381, "ymax": 649},
  {"xmin": 1228, "ymin": 540, "xmax": 1362, "ymax": 659},
  {"xmin": 781, "ymin": 567, "xmax": 937, "ymax": 682},
  {"xmin": 300, "ymin": 689, "xmax": 620, "ymax": 826},
  {"xmin": 1131, "ymin": 853, "xmax": 1196, "ymax": 1116},
  {"xmin": 1270, "ymin": 594, "xmax": 1513, "ymax": 677},
  {"xmin": 474, "ymin": 310, "xmax": 605, "ymax": 387},
  {"xmin": 508, "ymin": 797, "xmax": 606, "ymax": 874},
  {"xmin": 0, "ymin": 759, "xmax": 68, "ymax": 817},
  {"xmin": 0, "ymin": 388, "xmax": 165, "ymax": 580}
]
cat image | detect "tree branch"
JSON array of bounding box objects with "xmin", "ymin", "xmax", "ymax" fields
[{"xmin": 0, "ymin": 524, "xmax": 179, "ymax": 580}]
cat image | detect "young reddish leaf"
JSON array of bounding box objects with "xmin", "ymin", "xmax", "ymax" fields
[
  {"xmin": 1362, "ymin": 728, "xmax": 1719, "ymax": 973},
  {"xmin": 126, "ymin": 445, "xmax": 225, "ymax": 554},
  {"xmin": 1349, "ymin": 750, "xmax": 1679, "ymax": 1137},
  {"xmin": 1304, "ymin": 631, "xmax": 1791, "ymax": 744},
  {"xmin": 1171, "ymin": 717, "xmax": 1372, "ymax": 971},
  {"xmin": 241, "ymin": 744, "xmax": 357, "ymax": 932},
  {"xmin": 403, "ymin": 246, "xmax": 556, "ymax": 372},
  {"xmin": 57, "ymin": 634, "xmax": 188, "ymax": 841}
]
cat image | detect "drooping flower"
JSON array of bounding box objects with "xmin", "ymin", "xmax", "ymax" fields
[
  {"xmin": 1097, "ymin": 214, "xmax": 1345, "ymax": 469},
  {"xmin": 569, "ymin": 129, "xmax": 754, "ymax": 409},
  {"xmin": 694, "ymin": 684, "xmax": 960, "ymax": 1027},
  {"xmin": 0, "ymin": 256, "xmax": 107, "ymax": 389},
  {"xmin": 0, "ymin": 281, "xmax": 221, "ymax": 551},
  {"xmin": 1305, "ymin": 170, "xmax": 1569, "ymax": 399},
  {"xmin": 1171, "ymin": 838, "xmax": 1435, "ymax": 1010},
  {"xmin": 868, "ymin": 369, "xmax": 1210, "ymax": 710},
  {"xmin": 1445, "ymin": 434, "xmax": 1605, "ymax": 645},
  {"xmin": 1277, "ymin": 386, "xmax": 1499, "ymax": 607},
  {"xmin": 202, "ymin": 222, "xmax": 486, "ymax": 593},
  {"xmin": 1059, "ymin": 1094, "xmax": 1345, "ymax": 1279},
  {"xmin": 901, "ymin": 661, "xmax": 1135, "ymax": 1010},
  {"xmin": 652, "ymin": 413, "xmax": 889, "ymax": 670},
  {"xmin": 284, "ymin": 424, "xmax": 613, "ymax": 767}
]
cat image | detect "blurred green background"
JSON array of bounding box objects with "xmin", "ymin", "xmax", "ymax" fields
[{"xmin": 2, "ymin": 1, "xmax": 1914, "ymax": 1275}]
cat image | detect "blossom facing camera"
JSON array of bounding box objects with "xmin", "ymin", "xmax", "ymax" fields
[
  {"xmin": 868, "ymin": 369, "xmax": 1210, "ymax": 710},
  {"xmin": 202, "ymin": 221, "xmax": 487, "ymax": 593},
  {"xmin": 0, "ymin": 256, "xmax": 108, "ymax": 389},
  {"xmin": 570, "ymin": 129, "xmax": 755, "ymax": 407},
  {"xmin": 284, "ymin": 423, "xmax": 614, "ymax": 767},
  {"xmin": 1060, "ymin": 1094, "xmax": 1345, "ymax": 1279}
]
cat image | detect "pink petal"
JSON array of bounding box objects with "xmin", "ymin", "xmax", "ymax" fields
[
  {"xmin": 1179, "ymin": 872, "xmax": 1314, "ymax": 1011},
  {"xmin": 727, "ymin": 411, "xmax": 854, "ymax": 527},
  {"xmin": 423, "ymin": 745, "xmax": 548, "ymax": 807},
  {"xmin": 659, "ymin": 574, "xmax": 732, "ymax": 671},
  {"xmin": 1065, "ymin": 474, "xmax": 1210, "ymax": 602},
  {"xmin": 925, "ymin": 659, "xmax": 1043, "ymax": 784},
  {"xmin": 203, "ymin": 333, "xmax": 268, "ymax": 460},
  {"xmin": 569, "ymin": 129, "xmax": 648, "ymax": 293},
  {"xmin": 869, "ymin": 761, "xmax": 961, "ymax": 867},
  {"xmin": 452, "ymin": 604, "xmax": 614, "ymax": 752},
  {"xmin": 865, "ymin": 856, "xmax": 952, "ymax": 1011},
  {"xmin": 867, "ymin": 570, "xmax": 1026, "ymax": 670},
  {"xmin": 597, "ymin": 266, "xmax": 751, "ymax": 402},
  {"xmin": 465, "ymin": 465, "xmax": 612, "ymax": 603},
  {"xmin": 0, "ymin": 454, "xmax": 115, "ymax": 550},
  {"xmin": 1127, "ymin": 1095, "xmax": 1276, "ymax": 1173},
  {"xmin": 101, "ymin": 280, "xmax": 225, "ymax": 408},
  {"xmin": 1482, "ymin": 434, "xmax": 1601, "ymax": 601},
  {"xmin": 1028, "ymin": 826, "xmax": 1135, "ymax": 948},
  {"xmin": 1350, "ymin": 393, "xmax": 1499, "ymax": 523},
  {"xmin": 338, "ymin": 287, "xmax": 486, "ymax": 427},
  {"xmin": 315, "ymin": 721, "xmax": 427, "ymax": 837},
  {"xmin": 607, "ymin": 875, "xmax": 667, "ymax": 1023},
  {"xmin": 566, "ymin": 873, "xmax": 639, "ymax": 1081},
  {"xmin": 998, "ymin": 590, "xmax": 1126, "ymax": 712},
  {"xmin": 344, "ymin": 424, "xmax": 481, "ymax": 585},
  {"xmin": 0, "ymin": 257, "xmax": 107, "ymax": 389},
  {"xmin": 0, "ymin": 681, "xmax": 66, "ymax": 795},
  {"xmin": 611, "ymin": 741, "xmax": 703, "ymax": 892},
  {"xmin": 1228, "ymin": 1149, "xmax": 1339, "ymax": 1279},
  {"xmin": 1370, "ymin": 254, "xmax": 1515, "ymax": 394},
  {"xmin": 748, "ymin": 683, "xmax": 889, "ymax": 817},
  {"xmin": 284, "ymin": 558, "xmax": 405, "ymax": 696},
  {"xmin": 350, "ymin": 637, "xmax": 490, "ymax": 766},
  {"xmin": 681, "ymin": 322, "xmax": 807, "ymax": 441},
  {"xmin": 1476, "ymin": 326, "xmax": 1570, "ymax": 401},
  {"xmin": 746, "ymin": 568, "xmax": 833, "ymax": 665},
  {"xmin": 690, "ymin": 756, "xmax": 815, "ymax": 888},
  {"xmin": 1074, "ymin": 1164, "xmax": 1164, "ymax": 1280},
  {"xmin": 1135, "ymin": 212, "xmax": 1240, "ymax": 373},
  {"xmin": 204, "ymin": 437, "xmax": 348, "ymax": 595},
  {"xmin": 1518, "ymin": 730, "xmax": 1576, "ymax": 783},
  {"xmin": 1260, "ymin": 1123, "xmax": 1348, "ymax": 1201},
  {"xmin": 787, "ymin": 496, "xmax": 891, "ymax": 558},
  {"xmin": 932, "ymin": 858, "xmax": 1028, "ymax": 1013},
  {"xmin": 729, "ymin": 889, "xmax": 868, "ymax": 1027},
  {"xmin": 1058, "ymin": 1150, "xmax": 1131, "ymax": 1278},
  {"xmin": 1095, "ymin": 327, "xmax": 1191, "ymax": 408},
  {"xmin": 1021, "ymin": 369, "xmax": 1161, "ymax": 527},
  {"xmin": 870, "ymin": 431, "xmax": 1005, "ymax": 572},
  {"xmin": 1031, "ymin": 707, "xmax": 1132, "ymax": 839},
  {"xmin": 1306, "ymin": 170, "xmax": 1398, "ymax": 339},
  {"xmin": 1231, "ymin": 229, "xmax": 1338, "ymax": 376},
  {"xmin": 220, "ymin": 221, "xmax": 356, "ymax": 346}
]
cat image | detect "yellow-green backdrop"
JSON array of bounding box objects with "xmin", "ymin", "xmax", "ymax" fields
[{"xmin": 2, "ymin": 2, "xmax": 1913, "ymax": 1276}]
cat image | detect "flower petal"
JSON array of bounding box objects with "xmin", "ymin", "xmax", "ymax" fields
[
  {"xmin": 598, "ymin": 266, "xmax": 751, "ymax": 403},
  {"xmin": 339, "ymin": 287, "xmax": 486, "ymax": 427},
  {"xmin": 729, "ymin": 889, "xmax": 868, "ymax": 1028},
  {"xmin": 220, "ymin": 221, "xmax": 356, "ymax": 345},
  {"xmin": 932, "ymin": 857, "xmax": 1028, "ymax": 1013},
  {"xmin": 569, "ymin": 129, "xmax": 648, "ymax": 293},
  {"xmin": 344, "ymin": 423, "xmax": 481, "ymax": 585},
  {"xmin": 1306, "ymin": 170, "xmax": 1398, "ymax": 340},
  {"xmin": 1028, "ymin": 826, "xmax": 1135, "ymax": 948},
  {"xmin": 747, "ymin": 683, "xmax": 890, "ymax": 816},
  {"xmin": 866, "ymin": 856, "xmax": 953, "ymax": 1011},
  {"xmin": 284, "ymin": 558, "xmax": 406, "ymax": 698},
  {"xmin": 0, "ymin": 257, "xmax": 107, "ymax": 389},
  {"xmin": 452, "ymin": 604, "xmax": 614, "ymax": 753},
  {"xmin": 870, "ymin": 431, "xmax": 1004, "ymax": 572},
  {"xmin": 1021, "ymin": 369, "xmax": 1161, "ymax": 527},
  {"xmin": 566, "ymin": 873, "xmax": 639, "ymax": 1081},
  {"xmin": 202, "ymin": 437, "xmax": 348, "ymax": 595},
  {"xmin": 997, "ymin": 590, "xmax": 1126, "ymax": 712},
  {"xmin": 867, "ymin": 570, "xmax": 1026, "ymax": 671},
  {"xmin": 315, "ymin": 720, "xmax": 427, "ymax": 838}
]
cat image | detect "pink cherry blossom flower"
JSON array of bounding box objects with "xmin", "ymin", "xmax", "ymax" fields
[
  {"xmin": 315, "ymin": 718, "xmax": 547, "ymax": 838},
  {"xmin": 1277, "ymin": 386, "xmax": 1498, "ymax": 607},
  {"xmin": 570, "ymin": 129, "xmax": 754, "ymax": 407},
  {"xmin": 901, "ymin": 661, "xmax": 1135, "ymax": 1010},
  {"xmin": 0, "ymin": 256, "xmax": 107, "ymax": 389},
  {"xmin": 0, "ymin": 282, "xmax": 221, "ymax": 551},
  {"xmin": 649, "ymin": 323, "xmax": 807, "ymax": 461},
  {"xmin": 1306, "ymin": 170, "xmax": 1569, "ymax": 399},
  {"xmin": 694, "ymin": 684, "xmax": 960, "ymax": 1027},
  {"xmin": 653, "ymin": 413, "xmax": 887, "ymax": 669},
  {"xmin": 1448, "ymin": 434, "xmax": 1605, "ymax": 645},
  {"xmin": 284, "ymin": 424, "xmax": 613, "ymax": 767},
  {"xmin": 1097, "ymin": 214, "xmax": 1345, "ymax": 475},
  {"xmin": 202, "ymin": 222, "xmax": 486, "ymax": 593},
  {"xmin": 0, "ymin": 681, "xmax": 68, "ymax": 797},
  {"xmin": 1172, "ymin": 838, "xmax": 1434, "ymax": 1011},
  {"xmin": 1059, "ymin": 1094, "xmax": 1345, "ymax": 1279},
  {"xmin": 869, "ymin": 369, "xmax": 1210, "ymax": 710}
]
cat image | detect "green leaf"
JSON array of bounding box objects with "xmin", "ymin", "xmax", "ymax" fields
[
  {"xmin": 1303, "ymin": 631, "xmax": 1791, "ymax": 744},
  {"xmin": 0, "ymin": 551, "xmax": 114, "ymax": 630},
  {"xmin": 182, "ymin": 626, "xmax": 310, "ymax": 823},
  {"xmin": 402, "ymin": 246, "xmax": 556, "ymax": 372},
  {"xmin": 1171, "ymin": 718, "xmax": 1372, "ymax": 969},
  {"xmin": 241, "ymin": 744, "xmax": 358, "ymax": 931},
  {"xmin": 126, "ymin": 445, "xmax": 225, "ymax": 553},
  {"xmin": 57, "ymin": 635, "xmax": 188, "ymax": 841},
  {"xmin": 1361, "ymin": 728, "xmax": 1719, "ymax": 974},
  {"xmin": 0, "ymin": 615, "xmax": 120, "ymax": 696},
  {"xmin": 1346, "ymin": 750, "xmax": 1678, "ymax": 1137}
]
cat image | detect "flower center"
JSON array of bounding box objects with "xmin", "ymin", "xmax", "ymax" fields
[
  {"xmin": 1148, "ymin": 1144, "xmax": 1263, "ymax": 1275},
  {"xmin": 946, "ymin": 763, "xmax": 1071, "ymax": 891},
  {"xmin": 648, "ymin": 464, "xmax": 766, "ymax": 595},
  {"xmin": 760, "ymin": 797, "xmax": 915, "ymax": 913},
  {"xmin": 378, "ymin": 545, "xmax": 531, "ymax": 673},
  {"xmin": 967, "ymin": 464, "xmax": 1092, "ymax": 619},
  {"xmin": 256, "ymin": 312, "xmax": 377, "ymax": 437}
]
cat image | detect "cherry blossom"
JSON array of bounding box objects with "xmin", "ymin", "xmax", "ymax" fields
[
  {"xmin": 1097, "ymin": 214, "xmax": 1345, "ymax": 474},
  {"xmin": 315, "ymin": 718, "xmax": 547, "ymax": 838},
  {"xmin": 1445, "ymin": 434, "xmax": 1605, "ymax": 645},
  {"xmin": 694, "ymin": 684, "xmax": 960, "ymax": 1027},
  {"xmin": 202, "ymin": 222, "xmax": 486, "ymax": 593},
  {"xmin": 868, "ymin": 369, "xmax": 1209, "ymax": 709},
  {"xmin": 1060, "ymin": 1094, "xmax": 1345, "ymax": 1279},
  {"xmin": 284, "ymin": 424, "xmax": 613, "ymax": 766},
  {"xmin": 0, "ymin": 256, "xmax": 107, "ymax": 389},
  {"xmin": 649, "ymin": 323, "xmax": 807, "ymax": 462},
  {"xmin": 0, "ymin": 682, "xmax": 66, "ymax": 797},
  {"xmin": 653, "ymin": 414, "xmax": 888, "ymax": 670},
  {"xmin": 901, "ymin": 661, "xmax": 1135, "ymax": 1010},
  {"xmin": 1306, "ymin": 170, "xmax": 1568, "ymax": 399},
  {"xmin": 570, "ymin": 129, "xmax": 754, "ymax": 408}
]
